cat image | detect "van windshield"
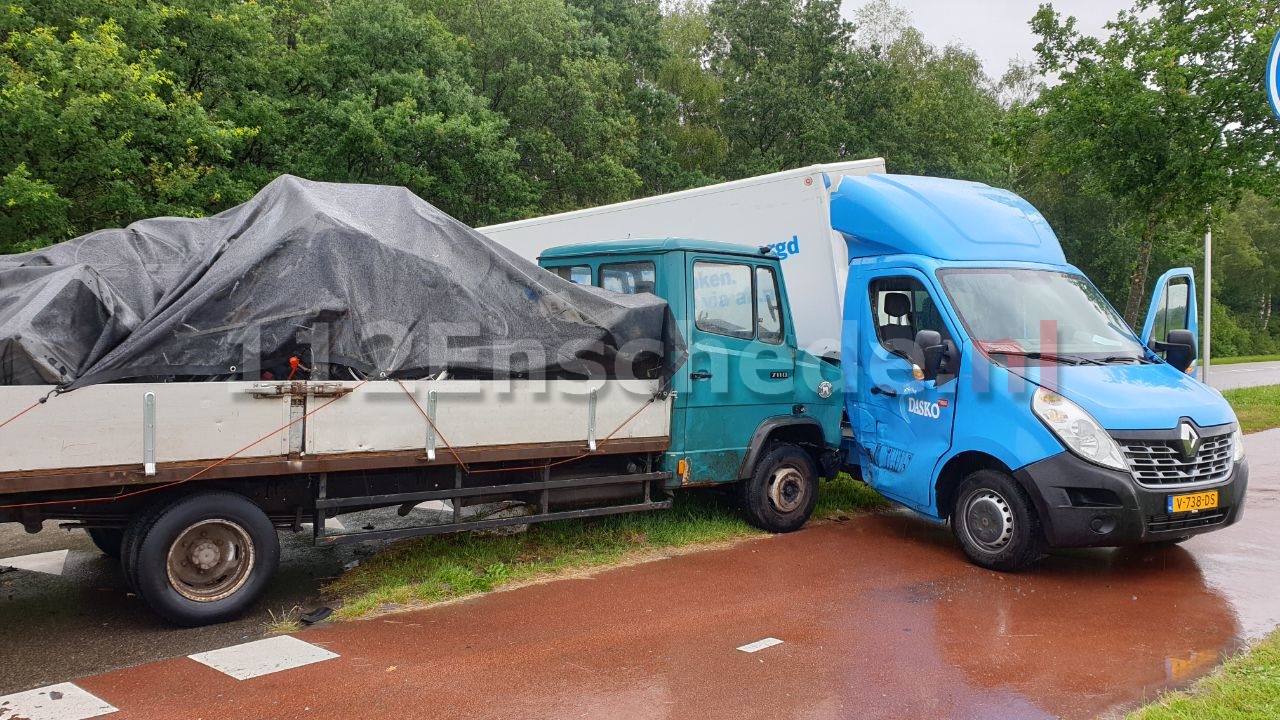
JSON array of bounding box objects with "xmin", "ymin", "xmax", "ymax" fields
[{"xmin": 937, "ymin": 268, "xmax": 1149, "ymax": 364}]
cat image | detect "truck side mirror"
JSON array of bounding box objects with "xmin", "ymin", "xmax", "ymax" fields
[{"xmin": 1163, "ymin": 329, "xmax": 1197, "ymax": 373}]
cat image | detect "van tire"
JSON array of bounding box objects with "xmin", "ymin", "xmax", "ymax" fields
[
  {"xmin": 128, "ymin": 491, "xmax": 280, "ymax": 627},
  {"xmin": 738, "ymin": 443, "xmax": 819, "ymax": 533},
  {"xmin": 86, "ymin": 528, "xmax": 124, "ymax": 558},
  {"xmin": 952, "ymin": 470, "xmax": 1043, "ymax": 572}
]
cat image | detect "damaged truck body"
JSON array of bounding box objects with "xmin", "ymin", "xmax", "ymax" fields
[{"xmin": 0, "ymin": 177, "xmax": 839, "ymax": 625}]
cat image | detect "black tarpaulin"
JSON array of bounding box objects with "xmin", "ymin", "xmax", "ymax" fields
[{"xmin": 0, "ymin": 175, "xmax": 684, "ymax": 388}]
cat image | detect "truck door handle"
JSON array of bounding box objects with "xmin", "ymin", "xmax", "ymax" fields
[
  {"xmin": 871, "ymin": 386, "xmax": 898, "ymax": 397},
  {"xmin": 690, "ymin": 371, "xmax": 713, "ymax": 380}
]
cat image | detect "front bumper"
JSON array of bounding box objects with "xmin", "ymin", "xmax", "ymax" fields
[{"xmin": 1013, "ymin": 452, "xmax": 1248, "ymax": 548}]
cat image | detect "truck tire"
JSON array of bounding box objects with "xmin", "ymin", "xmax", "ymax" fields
[
  {"xmin": 128, "ymin": 491, "xmax": 280, "ymax": 627},
  {"xmin": 738, "ymin": 443, "xmax": 819, "ymax": 533},
  {"xmin": 952, "ymin": 470, "xmax": 1043, "ymax": 572},
  {"xmin": 121, "ymin": 498, "xmax": 175, "ymax": 591},
  {"xmin": 86, "ymin": 528, "xmax": 124, "ymax": 558}
]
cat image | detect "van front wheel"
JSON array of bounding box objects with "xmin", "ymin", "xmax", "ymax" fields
[
  {"xmin": 952, "ymin": 470, "xmax": 1043, "ymax": 572},
  {"xmin": 738, "ymin": 443, "xmax": 819, "ymax": 533}
]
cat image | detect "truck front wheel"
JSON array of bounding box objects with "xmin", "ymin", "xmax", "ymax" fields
[
  {"xmin": 124, "ymin": 491, "xmax": 280, "ymax": 626},
  {"xmin": 952, "ymin": 470, "xmax": 1043, "ymax": 572},
  {"xmin": 738, "ymin": 443, "xmax": 819, "ymax": 533}
]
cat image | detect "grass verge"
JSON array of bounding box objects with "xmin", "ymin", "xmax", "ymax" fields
[
  {"xmin": 1127, "ymin": 629, "xmax": 1280, "ymax": 720},
  {"xmin": 1222, "ymin": 385, "xmax": 1280, "ymax": 433},
  {"xmin": 327, "ymin": 475, "xmax": 886, "ymax": 620},
  {"xmin": 1210, "ymin": 355, "xmax": 1280, "ymax": 366}
]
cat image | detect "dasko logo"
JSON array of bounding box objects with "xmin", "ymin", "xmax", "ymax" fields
[{"xmin": 907, "ymin": 397, "xmax": 941, "ymax": 419}]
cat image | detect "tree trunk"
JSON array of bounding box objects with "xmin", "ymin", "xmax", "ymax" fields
[{"xmin": 1122, "ymin": 217, "xmax": 1157, "ymax": 328}]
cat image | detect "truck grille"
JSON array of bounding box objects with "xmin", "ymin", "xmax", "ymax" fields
[{"xmin": 1119, "ymin": 433, "xmax": 1233, "ymax": 487}]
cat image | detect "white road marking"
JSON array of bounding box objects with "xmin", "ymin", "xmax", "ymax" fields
[
  {"xmin": 736, "ymin": 637, "xmax": 784, "ymax": 653},
  {"xmin": 300, "ymin": 518, "xmax": 344, "ymax": 531},
  {"xmin": 0, "ymin": 549, "xmax": 68, "ymax": 576},
  {"xmin": 189, "ymin": 635, "xmax": 339, "ymax": 680},
  {"xmin": 0, "ymin": 682, "xmax": 116, "ymax": 720}
]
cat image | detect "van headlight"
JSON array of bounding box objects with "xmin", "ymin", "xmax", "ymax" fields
[
  {"xmin": 1032, "ymin": 387, "xmax": 1128, "ymax": 471},
  {"xmin": 1232, "ymin": 428, "xmax": 1245, "ymax": 462}
]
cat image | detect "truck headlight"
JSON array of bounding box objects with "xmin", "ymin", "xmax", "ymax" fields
[
  {"xmin": 1232, "ymin": 429, "xmax": 1245, "ymax": 462},
  {"xmin": 1032, "ymin": 387, "xmax": 1128, "ymax": 472}
]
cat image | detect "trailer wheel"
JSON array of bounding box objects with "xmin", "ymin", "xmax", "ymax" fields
[
  {"xmin": 952, "ymin": 470, "xmax": 1043, "ymax": 572},
  {"xmin": 738, "ymin": 443, "xmax": 819, "ymax": 533},
  {"xmin": 86, "ymin": 528, "xmax": 124, "ymax": 558},
  {"xmin": 128, "ymin": 491, "xmax": 280, "ymax": 626}
]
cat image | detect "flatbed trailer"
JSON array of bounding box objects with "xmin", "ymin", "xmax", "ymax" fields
[{"xmin": 1, "ymin": 237, "xmax": 844, "ymax": 626}]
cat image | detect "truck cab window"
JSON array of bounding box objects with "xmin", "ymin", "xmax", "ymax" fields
[
  {"xmin": 551, "ymin": 265, "xmax": 591, "ymax": 285},
  {"xmin": 600, "ymin": 262, "xmax": 656, "ymax": 294},
  {"xmin": 693, "ymin": 261, "xmax": 754, "ymax": 340},
  {"xmin": 756, "ymin": 266, "xmax": 783, "ymax": 344},
  {"xmin": 870, "ymin": 277, "xmax": 950, "ymax": 358}
]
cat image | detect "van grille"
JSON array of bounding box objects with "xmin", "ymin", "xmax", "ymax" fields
[
  {"xmin": 1118, "ymin": 433, "xmax": 1233, "ymax": 487},
  {"xmin": 1146, "ymin": 510, "xmax": 1228, "ymax": 534}
]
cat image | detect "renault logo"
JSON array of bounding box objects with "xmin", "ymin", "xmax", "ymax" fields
[{"xmin": 1178, "ymin": 422, "xmax": 1201, "ymax": 458}]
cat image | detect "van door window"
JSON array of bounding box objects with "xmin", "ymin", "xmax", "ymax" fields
[
  {"xmin": 1153, "ymin": 276, "xmax": 1190, "ymax": 342},
  {"xmin": 869, "ymin": 277, "xmax": 951, "ymax": 358},
  {"xmin": 756, "ymin": 266, "xmax": 784, "ymax": 344},
  {"xmin": 551, "ymin": 265, "xmax": 592, "ymax": 285},
  {"xmin": 693, "ymin": 261, "xmax": 754, "ymax": 340},
  {"xmin": 599, "ymin": 262, "xmax": 656, "ymax": 294}
]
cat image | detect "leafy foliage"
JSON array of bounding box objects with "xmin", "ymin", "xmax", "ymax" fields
[{"xmin": 1, "ymin": 0, "xmax": 1278, "ymax": 354}]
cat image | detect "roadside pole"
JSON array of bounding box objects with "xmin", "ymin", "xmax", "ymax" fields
[{"xmin": 1202, "ymin": 220, "xmax": 1212, "ymax": 384}]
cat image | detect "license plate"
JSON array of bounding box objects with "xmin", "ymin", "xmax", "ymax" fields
[{"xmin": 1168, "ymin": 490, "xmax": 1219, "ymax": 514}]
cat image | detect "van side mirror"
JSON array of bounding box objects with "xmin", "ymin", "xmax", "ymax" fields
[
  {"xmin": 914, "ymin": 330, "xmax": 958, "ymax": 382},
  {"xmin": 1162, "ymin": 329, "xmax": 1197, "ymax": 373}
]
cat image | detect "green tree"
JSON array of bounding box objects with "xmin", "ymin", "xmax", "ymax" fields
[
  {"xmin": 1013, "ymin": 0, "xmax": 1280, "ymax": 325},
  {"xmin": 0, "ymin": 10, "xmax": 248, "ymax": 250}
]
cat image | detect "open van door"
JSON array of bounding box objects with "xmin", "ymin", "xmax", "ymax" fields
[{"xmin": 1140, "ymin": 268, "xmax": 1199, "ymax": 374}]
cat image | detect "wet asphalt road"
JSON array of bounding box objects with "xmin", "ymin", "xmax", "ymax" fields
[
  {"xmin": 1206, "ymin": 360, "xmax": 1280, "ymax": 390},
  {"xmin": 0, "ymin": 503, "xmax": 489, "ymax": 694},
  {"xmin": 66, "ymin": 429, "xmax": 1280, "ymax": 720},
  {"xmin": 2, "ymin": 431, "xmax": 1278, "ymax": 717}
]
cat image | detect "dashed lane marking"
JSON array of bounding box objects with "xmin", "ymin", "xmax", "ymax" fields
[
  {"xmin": 0, "ymin": 549, "xmax": 69, "ymax": 576},
  {"xmin": 736, "ymin": 637, "xmax": 784, "ymax": 653},
  {"xmin": 0, "ymin": 682, "xmax": 116, "ymax": 720},
  {"xmin": 189, "ymin": 635, "xmax": 339, "ymax": 680}
]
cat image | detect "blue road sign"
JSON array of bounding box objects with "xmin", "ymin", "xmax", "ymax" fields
[{"xmin": 1269, "ymin": 30, "xmax": 1280, "ymax": 122}]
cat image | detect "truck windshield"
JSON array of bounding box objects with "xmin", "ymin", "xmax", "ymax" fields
[{"xmin": 937, "ymin": 268, "xmax": 1148, "ymax": 363}]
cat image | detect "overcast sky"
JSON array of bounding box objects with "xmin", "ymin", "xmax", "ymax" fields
[{"xmin": 861, "ymin": 0, "xmax": 1132, "ymax": 79}]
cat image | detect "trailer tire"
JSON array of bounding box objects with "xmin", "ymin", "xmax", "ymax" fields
[
  {"xmin": 952, "ymin": 470, "xmax": 1043, "ymax": 572},
  {"xmin": 86, "ymin": 528, "xmax": 124, "ymax": 558},
  {"xmin": 738, "ymin": 443, "xmax": 819, "ymax": 533},
  {"xmin": 129, "ymin": 492, "xmax": 280, "ymax": 627}
]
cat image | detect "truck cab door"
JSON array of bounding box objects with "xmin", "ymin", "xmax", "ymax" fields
[
  {"xmin": 854, "ymin": 268, "xmax": 959, "ymax": 512},
  {"xmin": 1140, "ymin": 268, "xmax": 1199, "ymax": 374},
  {"xmin": 678, "ymin": 257, "xmax": 797, "ymax": 482}
]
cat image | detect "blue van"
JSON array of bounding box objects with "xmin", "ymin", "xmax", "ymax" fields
[{"xmin": 834, "ymin": 174, "xmax": 1248, "ymax": 570}]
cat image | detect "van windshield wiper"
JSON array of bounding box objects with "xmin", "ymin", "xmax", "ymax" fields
[
  {"xmin": 990, "ymin": 350, "xmax": 1105, "ymax": 366},
  {"xmin": 1099, "ymin": 355, "xmax": 1154, "ymax": 365}
]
